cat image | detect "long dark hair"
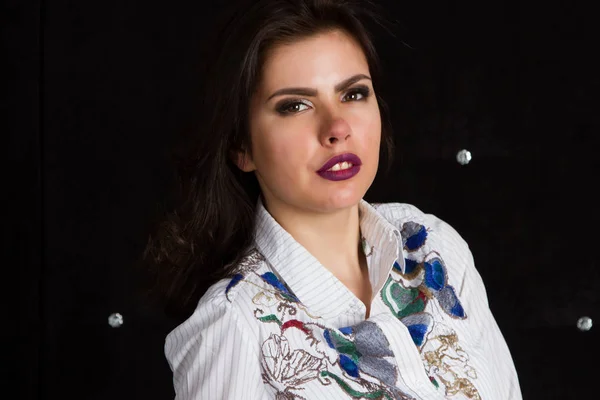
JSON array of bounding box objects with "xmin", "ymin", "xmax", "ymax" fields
[{"xmin": 140, "ymin": 0, "xmax": 397, "ymax": 319}]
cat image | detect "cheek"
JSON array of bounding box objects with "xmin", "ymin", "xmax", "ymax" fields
[
  {"xmin": 253, "ymin": 130, "xmax": 306, "ymax": 173},
  {"xmin": 360, "ymin": 108, "xmax": 382, "ymax": 149}
]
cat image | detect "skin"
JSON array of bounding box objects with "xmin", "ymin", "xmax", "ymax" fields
[{"xmin": 234, "ymin": 29, "xmax": 382, "ymax": 317}]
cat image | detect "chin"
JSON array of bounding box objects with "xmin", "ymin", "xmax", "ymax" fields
[{"xmin": 316, "ymin": 190, "xmax": 366, "ymax": 212}]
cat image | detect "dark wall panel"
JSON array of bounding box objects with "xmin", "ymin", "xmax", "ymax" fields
[
  {"xmin": 38, "ymin": 1, "xmax": 215, "ymax": 398},
  {"xmin": 3, "ymin": 1, "xmax": 42, "ymax": 399}
]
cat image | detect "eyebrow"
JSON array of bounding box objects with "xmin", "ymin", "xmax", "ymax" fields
[{"xmin": 266, "ymin": 73, "xmax": 372, "ymax": 102}]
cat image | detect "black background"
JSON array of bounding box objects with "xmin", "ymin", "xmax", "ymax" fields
[{"xmin": 5, "ymin": 0, "xmax": 599, "ymax": 398}]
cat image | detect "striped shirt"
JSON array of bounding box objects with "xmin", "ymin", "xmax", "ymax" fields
[{"xmin": 165, "ymin": 198, "xmax": 522, "ymax": 399}]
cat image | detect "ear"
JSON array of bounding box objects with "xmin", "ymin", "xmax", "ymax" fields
[{"xmin": 231, "ymin": 148, "xmax": 257, "ymax": 172}]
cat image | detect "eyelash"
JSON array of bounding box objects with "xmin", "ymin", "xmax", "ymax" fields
[{"xmin": 276, "ymin": 86, "xmax": 371, "ymax": 115}]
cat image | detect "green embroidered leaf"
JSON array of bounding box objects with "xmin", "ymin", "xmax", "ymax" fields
[
  {"xmin": 329, "ymin": 330, "xmax": 361, "ymax": 363},
  {"xmin": 258, "ymin": 314, "xmax": 282, "ymax": 326},
  {"xmin": 397, "ymin": 297, "xmax": 425, "ymax": 319},
  {"xmin": 381, "ymin": 279, "xmax": 426, "ymax": 319}
]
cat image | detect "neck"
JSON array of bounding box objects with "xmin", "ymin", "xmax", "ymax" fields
[{"xmin": 263, "ymin": 198, "xmax": 364, "ymax": 278}]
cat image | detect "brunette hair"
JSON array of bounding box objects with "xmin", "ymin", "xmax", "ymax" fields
[{"xmin": 140, "ymin": 0, "xmax": 397, "ymax": 319}]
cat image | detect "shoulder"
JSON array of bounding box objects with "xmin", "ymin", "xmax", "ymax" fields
[
  {"xmin": 164, "ymin": 250, "xmax": 271, "ymax": 389},
  {"xmin": 165, "ymin": 247, "xmax": 269, "ymax": 346},
  {"xmin": 197, "ymin": 247, "xmax": 270, "ymax": 311}
]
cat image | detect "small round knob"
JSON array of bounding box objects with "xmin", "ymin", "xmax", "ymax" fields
[
  {"xmin": 108, "ymin": 312, "xmax": 124, "ymax": 328},
  {"xmin": 577, "ymin": 316, "xmax": 592, "ymax": 332},
  {"xmin": 456, "ymin": 149, "xmax": 472, "ymax": 165}
]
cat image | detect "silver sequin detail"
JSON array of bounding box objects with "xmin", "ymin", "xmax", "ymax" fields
[
  {"xmin": 577, "ymin": 316, "xmax": 592, "ymax": 331},
  {"xmin": 456, "ymin": 149, "xmax": 472, "ymax": 165},
  {"xmin": 108, "ymin": 312, "xmax": 124, "ymax": 328}
]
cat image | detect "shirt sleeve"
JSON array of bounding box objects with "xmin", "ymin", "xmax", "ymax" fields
[
  {"xmin": 431, "ymin": 214, "xmax": 523, "ymax": 400},
  {"xmin": 164, "ymin": 290, "xmax": 266, "ymax": 399}
]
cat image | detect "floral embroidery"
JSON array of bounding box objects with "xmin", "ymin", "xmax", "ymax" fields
[
  {"xmin": 225, "ymin": 248, "xmax": 265, "ymax": 301},
  {"xmin": 391, "ymin": 257, "xmax": 466, "ymax": 320},
  {"xmin": 225, "ymin": 219, "xmax": 481, "ymax": 398},
  {"xmin": 262, "ymin": 333, "xmax": 326, "ymax": 399},
  {"xmin": 422, "ymin": 324, "xmax": 480, "ymax": 399},
  {"xmin": 323, "ymin": 321, "xmax": 415, "ymax": 400},
  {"xmin": 225, "ymin": 273, "xmax": 244, "ymax": 300},
  {"xmin": 260, "ymin": 272, "xmax": 300, "ymax": 303},
  {"xmin": 401, "ymin": 222, "xmax": 428, "ymax": 252},
  {"xmin": 235, "ymin": 247, "xmax": 266, "ymax": 273},
  {"xmin": 381, "ymin": 221, "xmax": 481, "ymax": 399},
  {"xmin": 252, "ymin": 270, "xmax": 413, "ymax": 399}
]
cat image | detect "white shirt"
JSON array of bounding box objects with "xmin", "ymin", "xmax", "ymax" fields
[{"xmin": 165, "ymin": 198, "xmax": 522, "ymax": 399}]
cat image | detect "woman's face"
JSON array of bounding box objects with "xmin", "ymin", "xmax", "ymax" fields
[{"xmin": 239, "ymin": 29, "xmax": 382, "ymax": 214}]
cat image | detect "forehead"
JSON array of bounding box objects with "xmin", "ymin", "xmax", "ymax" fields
[{"xmin": 258, "ymin": 29, "xmax": 370, "ymax": 92}]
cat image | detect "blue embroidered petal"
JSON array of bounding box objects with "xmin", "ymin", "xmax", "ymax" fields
[
  {"xmin": 260, "ymin": 272, "xmax": 299, "ymax": 302},
  {"xmin": 404, "ymin": 258, "xmax": 419, "ymax": 274},
  {"xmin": 225, "ymin": 273, "xmax": 244, "ymax": 298},
  {"xmin": 392, "ymin": 261, "xmax": 403, "ymax": 273},
  {"xmin": 402, "ymin": 222, "xmax": 427, "ymax": 251},
  {"xmin": 451, "ymin": 301, "xmax": 466, "ymax": 318},
  {"xmin": 339, "ymin": 326, "xmax": 353, "ymax": 335},
  {"xmin": 339, "ymin": 354, "xmax": 360, "ymax": 377},
  {"xmin": 436, "ymin": 285, "xmax": 467, "ymax": 319},
  {"xmin": 401, "ymin": 313, "xmax": 433, "ymax": 347},
  {"xmin": 407, "ymin": 324, "xmax": 428, "ymax": 346},
  {"xmin": 423, "ymin": 259, "xmax": 446, "ymax": 291}
]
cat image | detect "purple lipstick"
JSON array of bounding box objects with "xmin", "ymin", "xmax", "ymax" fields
[{"xmin": 317, "ymin": 153, "xmax": 362, "ymax": 181}]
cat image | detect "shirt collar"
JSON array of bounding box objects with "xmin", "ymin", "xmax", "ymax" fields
[{"xmin": 253, "ymin": 197, "xmax": 404, "ymax": 319}]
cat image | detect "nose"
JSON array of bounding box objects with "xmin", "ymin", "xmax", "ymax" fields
[{"xmin": 319, "ymin": 117, "xmax": 352, "ymax": 146}]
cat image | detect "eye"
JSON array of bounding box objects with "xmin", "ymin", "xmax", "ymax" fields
[
  {"xmin": 276, "ymin": 100, "xmax": 311, "ymax": 115},
  {"xmin": 342, "ymin": 86, "xmax": 371, "ymax": 102}
]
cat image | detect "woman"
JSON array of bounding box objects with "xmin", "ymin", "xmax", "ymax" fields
[{"xmin": 144, "ymin": 0, "xmax": 522, "ymax": 398}]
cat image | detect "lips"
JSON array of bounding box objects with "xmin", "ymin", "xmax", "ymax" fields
[{"xmin": 317, "ymin": 153, "xmax": 362, "ymax": 172}]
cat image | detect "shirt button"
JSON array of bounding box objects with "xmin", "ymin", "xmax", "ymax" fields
[
  {"xmin": 577, "ymin": 316, "xmax": 593, "ymax": 331},
  {"xmin": 456, "ymin": 149, "xmax": 472, "ymax": 165},
  {"xmin": 108, "ymin": 312, "xmax": 124, "ymax": 328}
]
